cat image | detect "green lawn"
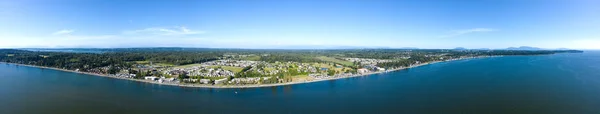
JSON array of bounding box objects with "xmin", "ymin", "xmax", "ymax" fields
[
  {"xmin": 292, "ymin": 74, "xmax": 309, "ymax": 77},
  {"xmin": 240, "ymin": 55, "xmax": 261, "ymax": 61},
  {"xmin": 134, "ymin": 61, "xmax": 150, "ymax": 64},
  {"xmin": 208, "ymin": 66, "xmax": 244, "ymax": 73},
  {"xmin": 134, "ymin": 61, "xmax": 174, "ymax": 67},
  {"xmin": 317, "ymin": 56, "xmax": 353, "ymax": 66},
  {"xmin": 263, "ymin": 67, "xmax": 276, "ymax": 72},
  {"xmin": 155, "ymin": 63, "xmax": 174, "ymax": 67},
  {"xmin": 312, "ymin": 63, "xmax": 349, "ymax": 73},
  {"xmin": 69, "ymin": 58, "xmax": 80, "ymax": 62},
  {"xmin": 313, "ymin": 63, "xmax": 332, "ymax": 68},
  {"xmin": 174, "ymin": 63, "xmax": 202, "ymax": 68}
]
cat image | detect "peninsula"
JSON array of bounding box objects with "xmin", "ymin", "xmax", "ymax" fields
[{"xmin": 0, "ymin": 48, "xmax": 583, "ymax": 88}]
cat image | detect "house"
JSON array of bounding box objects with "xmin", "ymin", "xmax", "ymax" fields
[
  {"xmin": 199, "ymin": 79, "xmax": 210, "ymax": 84},
  {"xmin": 183, "ymin": 79, "xmax": 198, "ymax": 82},
  {"xmin": 357, "ymin": 68, "xmax": 369, "ymax": 74},
  {"xmin": 166, "ymin": 78, "xmax": 175, "ymax": 81},
  {"xmin": 363, "ymin": 65, "xmax": 374, "ymax": 69},
  {"xmin": 320, "ymin": 68, "xmax": 329, "ymax": 71},
  {"xmin": 144, "ymin": 76, "xmax": 158, "ymax": 80},
  {"xmin": 214, "ymin": 78, "xmax": 228, "ymax": 84},
  {"xmin": 128, "ymin": 74, "xmax": 137, "ymax": 78}
]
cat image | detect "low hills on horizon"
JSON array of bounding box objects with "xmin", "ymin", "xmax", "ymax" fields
[{"xmin": 453, "ymin": 46, "xmax": 570, "ymax": 51}]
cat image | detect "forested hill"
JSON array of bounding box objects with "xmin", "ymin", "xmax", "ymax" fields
[{"xmin": 0, "ymin": 49, "xmax": 222, "ymax": 70}]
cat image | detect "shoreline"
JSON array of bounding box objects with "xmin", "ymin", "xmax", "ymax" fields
[{"xmin": 1, "ymin": 56, "xmax": 497, "ymax": 89}]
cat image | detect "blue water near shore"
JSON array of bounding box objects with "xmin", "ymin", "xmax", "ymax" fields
[{"xmin": 1, "ymin": 52, "xmax": 600, "ymax": 114}]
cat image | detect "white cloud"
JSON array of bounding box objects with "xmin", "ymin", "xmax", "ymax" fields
[
  {"xmin": 52, "ymin": 29, "xmax": 74, "ymax": 35},
  {"xmin": 0, "ymin": 34, "xmax": 211, "ymax": 48},
  {"xmin": 0, "ymin": 26, "xmax": 210, "ymax": 48},
  {"xmin": 440, "ymin": 28, "xmax": 497, "ymax": 38},
  {"xmin": 123, "ymin": 26, "xmax": 205, "ymax": 36}
]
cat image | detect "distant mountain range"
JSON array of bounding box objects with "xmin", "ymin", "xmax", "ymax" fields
[
  {"xmin": 266, "ymin": 46, "xmax": 571, "ymax": 50},
  {"xmin": 449, "ymin": 46, "xmax": 572, "ymax": 50},
  {"xmin": 453, "ymin": 47, "xmax": 467, "ymax": 50},
  {"xmin": 505, "ymin": 46, "xmax": 543, "ymax": 50},
  {"xmin": 263, "ymin": 45, "xmax": 393, "ymax": 49}
]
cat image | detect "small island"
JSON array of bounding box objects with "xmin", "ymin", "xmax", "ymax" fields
[{"xmin": 0, "ymin": 48, "xmax": 582, "ymax": 88}]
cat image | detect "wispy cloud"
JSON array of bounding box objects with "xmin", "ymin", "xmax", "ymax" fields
[
  {"xmin": 439, "ymin": 28, "xmax": 497, "ymax": 38},
  {"xmin": 52, "ymin": 29, "xmax": 74, "ymax": 35},
  {"xmin": 123, "ymin": 26, "xmax": 206, "ymax": 36},
  {"xmin": 2, "ymin": 26, "xmax": 211, "ymax": 48}
]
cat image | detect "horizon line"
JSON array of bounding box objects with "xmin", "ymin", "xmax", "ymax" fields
[{"xmin": 0, "ymin": 47, "xmax": 591, "ymax": 50}]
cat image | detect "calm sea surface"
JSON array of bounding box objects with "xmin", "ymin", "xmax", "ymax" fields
[{"xmin": 1, "ymin": 52, "xmax": 599, "ymax": 114}]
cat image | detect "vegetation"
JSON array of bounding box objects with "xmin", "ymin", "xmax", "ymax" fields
[
  {"xmin": 207, "ymin": 66, "xmax": 244, "ymax": 73},
  {"xmin": 0, "ymin": 48, "xmax": 582, "ymax": 76},
  {"xmin": 317, "ymin": 56, "xmax": 354, "ymax": 66}
]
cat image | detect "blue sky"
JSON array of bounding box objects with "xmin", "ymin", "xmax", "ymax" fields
[{"xmin": 1, "ymin": 0, "xmax": 599, "ymax": 49}]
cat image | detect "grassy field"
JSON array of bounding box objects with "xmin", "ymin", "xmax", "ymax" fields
[
  {"xmin": 240, "ymin": 55, "xmax": 261, "ymax": 61},
  {"xmin": 312, "ymin": 63, "xmax": 350, "ymax": 73},
  {"xmin": 173, "ymin": 63, "xmax": 202, "ymax": 68},
  {"xmin": 134, "ymin": 61, "xmax": 174, "ymax": 67},
  {"xmin": 208, "ymin": 66, "xmax": 244, "ymax": 73},
  {"xmin": 317, "ymin": 56, "xmax": 353, "ymax": 66},
  {"xmin": 155, "ymin": 63, "xmax": 174, "ymax": 67},
  {"xmin": 313, "ymin": 63, "xmax": 332, "ymax": 68},
  {"xmin": 263, "ymin": 67, "xmax": 276, "ymax": 72},
  {"xmin": 134, "ymin": 61, "xmax": 150, "ymax": 64}
]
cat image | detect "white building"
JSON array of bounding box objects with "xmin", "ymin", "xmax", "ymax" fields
[
  {"xmin": 214, "ymin": 78, "xmax": 228, "ymax": 84},
  {"xmin": 357, "ymin": 68, "xmax": 369, "ymax": 74},
  {"xmin": 144, "ymin": 76, "xmax": 158, "ymax": 80},
  {"xmin": 199, "ymin": 79, "xmax": 210, "ymax": 84}
]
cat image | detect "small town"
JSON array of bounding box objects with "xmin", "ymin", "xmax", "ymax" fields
[
  {"xmin": 106, "ymin": 58, "xmax": 388, "ymax": 86},
  {"xmin": 1, "ymin": 48, "xmax": 579, "ymax": 88},
  {"xmin": 97, "ymin": 53, "xmax": 483, "ymax": 87}
]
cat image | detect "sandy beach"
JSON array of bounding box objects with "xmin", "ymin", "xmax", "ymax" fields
[{"xmin": 0, "ymin": 56, "xmax": 497, "ymax": 89}]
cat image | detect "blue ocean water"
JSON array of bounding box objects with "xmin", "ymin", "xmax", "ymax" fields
[{"xmin": 1, "ymin": 51, "xmax": 599, "ymax": 114}]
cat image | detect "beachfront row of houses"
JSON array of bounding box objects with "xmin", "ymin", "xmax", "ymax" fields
[
  {"xmin": 343, "ymin": 58, "xmax": 394, "ymax": 65},
  {"xmin": 179, "ymin": 77, "xmax": 273, "ymax": 85},
  {"xmin": 143, "ymin": 76, "xmax": 176, "ymax": 83}
]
